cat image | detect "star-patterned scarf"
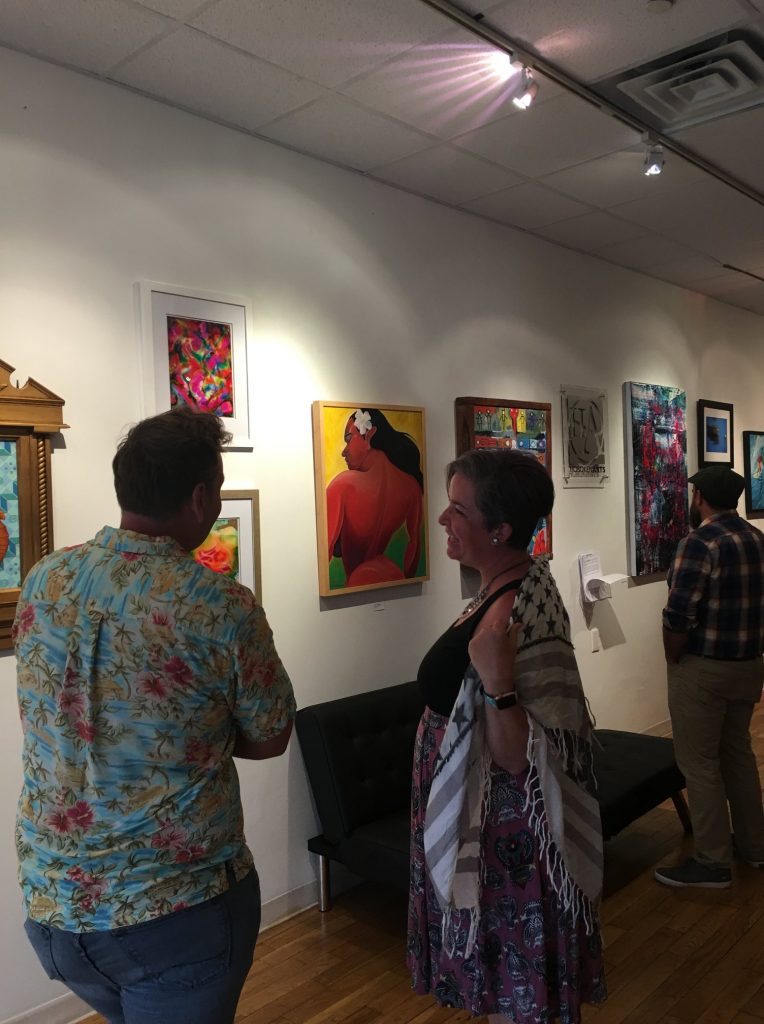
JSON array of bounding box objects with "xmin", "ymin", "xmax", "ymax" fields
[{"xmin": 423, "ymin": 557, "xmax": 603, "ymax": 958}]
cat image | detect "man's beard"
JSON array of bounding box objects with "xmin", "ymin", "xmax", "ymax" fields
[{"xmin": 689, "ymin": 505, "xmax": 702, "ymax": 529}]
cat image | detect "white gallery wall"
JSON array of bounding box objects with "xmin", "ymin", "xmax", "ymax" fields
[{"xmin": 1, "ymin": 46, "xmax": 763, "ymax": 1022}]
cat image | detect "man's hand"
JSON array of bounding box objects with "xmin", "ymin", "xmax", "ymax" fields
[{"xmin": 662, "ymin": 626, "xmax": 689, "ymax": 664}]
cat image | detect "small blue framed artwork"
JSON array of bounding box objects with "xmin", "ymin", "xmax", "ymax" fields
[{"xmin": 697, "ymin": 399, "xmax": 734, "ymax": 468}]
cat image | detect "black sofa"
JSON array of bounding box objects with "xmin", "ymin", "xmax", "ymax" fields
[{"xmin": 296, "ymin": 681, "xmax": 690, "ymax": 910}]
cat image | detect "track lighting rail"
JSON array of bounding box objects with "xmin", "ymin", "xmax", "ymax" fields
[{"xmin": 417, "ymin": 0, "xmax": 764, "ymax": 209}]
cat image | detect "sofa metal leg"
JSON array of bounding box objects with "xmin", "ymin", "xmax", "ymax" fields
[
  {"xmin": 317, "ymin": 854, "xmax": 332, "ymax": 912},
  {"xmin": 672, "ymin": 791, "xmax": 692, "ymax": 834}
]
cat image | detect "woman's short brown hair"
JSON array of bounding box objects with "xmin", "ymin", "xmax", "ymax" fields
[{"xmin": 446, "ymin": 449, "xmax": 554, "ymax": 551}]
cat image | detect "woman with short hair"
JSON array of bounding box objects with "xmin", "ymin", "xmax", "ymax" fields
[{"xmin": 407, "ymin": 449, "xmax": 606, "ymax": 1023}]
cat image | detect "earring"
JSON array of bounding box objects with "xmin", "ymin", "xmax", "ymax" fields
[{"xmin": 491, "ymin": 536, "xmax": 499, "ymax": 545}]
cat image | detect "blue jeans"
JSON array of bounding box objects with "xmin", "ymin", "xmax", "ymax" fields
[{"xmin": 24, "ymin": 868, "xmax": 261, "ymax": 1024}]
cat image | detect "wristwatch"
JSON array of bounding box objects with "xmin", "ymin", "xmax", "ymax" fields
[{"xmin": 480, "ymin": 685, "xmax": 518, "ymax": 710}]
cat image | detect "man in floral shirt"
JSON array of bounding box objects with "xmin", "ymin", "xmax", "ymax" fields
[{"xmin": 14, "ymin": 407, "xmax": 296, "ymax": 1024}]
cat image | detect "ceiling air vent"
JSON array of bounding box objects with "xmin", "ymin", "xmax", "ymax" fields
[{"xmin": 599, "ymin": 30, "xmax": 764, "ymax": 132}]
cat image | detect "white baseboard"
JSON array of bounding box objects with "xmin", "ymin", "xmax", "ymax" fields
[
  {"xmin": 260, "ymin": 878, "xmax": 318, "ymax": 929},
  {"xmin": 259, "ymin": 865, "xmax": 364, "ymax": 930},
  {"xmin": 643, "ymin": 719, "xmax": 672, "ymax": 737},
  {"xmin": 1, "ymin": 993, "xmax": 91, "ymax": 1024}
]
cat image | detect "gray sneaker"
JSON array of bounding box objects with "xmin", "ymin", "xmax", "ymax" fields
[{"xmin": 654, "ymin": 857, "xmax": 732, "ymax": 889}]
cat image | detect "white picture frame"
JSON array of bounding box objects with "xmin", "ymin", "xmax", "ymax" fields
[
  {"xmin": 560, "ymin": 385, "xmax": 609, "ymax": 488},
  {"xmin": 138, "ymin": 281, "xmax": 252, "ymax": 448}
]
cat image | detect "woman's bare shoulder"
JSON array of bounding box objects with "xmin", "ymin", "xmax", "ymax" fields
[{"xmin": 479, "ymin": 590, "xmax": 518, "ymax": 628}]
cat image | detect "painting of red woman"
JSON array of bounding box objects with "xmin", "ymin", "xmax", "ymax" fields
[{"xmin": 313, "ymin": 404, "xmax": 428, "ymax": 595}]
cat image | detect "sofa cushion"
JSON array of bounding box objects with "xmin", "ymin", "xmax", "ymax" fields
[
  {"xmin": 594, "ymin": 729, "xmax": 685, "ymax": 839},
  {"xmin": 340, "ymin": 808, "xmax": 411, "ymax": 891},
  {"xmin": 296, "ymin": 681, "xmax": 424, "ymax": 843}
]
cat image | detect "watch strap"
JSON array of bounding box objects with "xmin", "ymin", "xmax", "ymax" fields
[{"xmin": 480, "ymin": 685, "xmax": 518, "ymax": 710}]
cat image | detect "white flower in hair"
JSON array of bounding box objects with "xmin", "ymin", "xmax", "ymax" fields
[{"xmin": 354, "ymin": 409, "xmax": 373, "ymax": 436}]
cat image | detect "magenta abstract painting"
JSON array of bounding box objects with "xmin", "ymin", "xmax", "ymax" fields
[
  {"xmin": 624, "ymin": 382, "xmax": 689, "ymax": 576},
  {"xmin": 167, "ymin": 316, "xmax": 233, "ymax": 416}
]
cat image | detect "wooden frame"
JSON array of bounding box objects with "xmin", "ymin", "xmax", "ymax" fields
[
  {"xmin": 192, "ymin": 489, "xmax": 262, "ymax": 599},
  {"xmin": 742, "ymin": 431, "xmax": 764, "ymax": 518},
  {"xmin": 311, "ymin": 401, "xmax": 429, "ymax": 597},
  {"xmin": 560, "ymin": 385, "xmax": 609, "ymax": 488},
  {"xmin": 697, "ymin": 399, "xmax": 734, "ymax": 468},
  {"xmin": 138, "ymin": 281, "xmax": 252, "ymax": 449},
  {"xmin": 0, "ymin": 361, "xmax": 67, "ymax": 648},
  {"xmin": 454, "ymin": 396, "xmax": 552, "ymax": 556}
]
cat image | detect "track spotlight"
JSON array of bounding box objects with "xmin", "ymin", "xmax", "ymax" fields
[
  {"xmin": 512, "ymin": 68, "xmax": 539, "ymax": 110},
  {"xmin": 487, "ymin": 50, "xmax": 516, "ymax": 82},
  {"xmin": 644, "ymin": 142, "xmax": 665, "ymax": 176}
]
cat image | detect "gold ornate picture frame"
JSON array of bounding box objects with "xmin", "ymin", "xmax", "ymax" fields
[{"xmin": 0, "ymin": 361, "xmax": 67, "ymax": 649}]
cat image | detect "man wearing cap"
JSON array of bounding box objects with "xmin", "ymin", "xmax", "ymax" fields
[{"xmin": 656, "ymin": 465, "xmax": 764, "ymax": 888}]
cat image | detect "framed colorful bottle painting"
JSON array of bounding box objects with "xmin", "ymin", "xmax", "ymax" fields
[
  {"xmin": 191, "ymin": 489, "xmax": 262, "ymax": 598},
  {"xmin": 0, "ymin": 360, "xmax": 67, "ymax": 648},
  {"xmin": 138, "ymin": 281, "xmax": 251, "ymax": 448},
  {"xmin": 454, "ymin": 396, "xmax": 552, "ymax": 557}
]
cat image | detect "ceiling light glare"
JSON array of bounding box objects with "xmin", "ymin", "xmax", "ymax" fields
[
  {"xmin": 512, "ymin": 68, "xmax": 539, "ymax": 110},
  {"xmin": 487, "ymin": 50, "xmax": 516, "ymax": 82},
  {"xmin": 644, "ymin": 142, "xmax": 665, "ymax": 175}
]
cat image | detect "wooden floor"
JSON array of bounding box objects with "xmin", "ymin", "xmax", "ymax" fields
[{"xmin": 84, "ymin": 703, "xmax": 764, "ymax": 1024}]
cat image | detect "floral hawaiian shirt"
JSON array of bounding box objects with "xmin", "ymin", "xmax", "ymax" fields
[{"xmin": 14, "ymin": 526, "xmax": 295, "ymax": 932}]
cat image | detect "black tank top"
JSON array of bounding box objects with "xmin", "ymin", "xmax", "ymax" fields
[{"xmin": 417, "ymin": 579, "xmax": 523, "ymax": 716}]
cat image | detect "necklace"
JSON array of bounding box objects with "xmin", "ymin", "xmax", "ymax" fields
[{"xmin": 461, "ymin": 556, "xmax": 530, "ymax": 617}]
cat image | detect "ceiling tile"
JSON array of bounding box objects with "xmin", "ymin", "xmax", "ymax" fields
[
  {"xmin": 691, "ymin": 274, "xmax": 764, "ymax": 315},
  {"xmin": 113, "ymin": 27, "xmax": 325, "ymax": 131},
  {"xmin": 486, "ymin": 0, "xmax": 749, "ymax": 80},
  {"xmin": 258, "ymin": 94, "xmax": 434, "ymax": 172},
  {"xmin": 714, "ymin": 285, "xmax": 764, "ymax": 316},
  {"xmin": 458, "ymin": 1, "xmax": 511, "ymax": 13},
  {"xmin": 593, "ymin": 233, "xmax": 702, "ymax": 271},
  {"xmin": 674, "ymin": 106, "xmax": 764, "ymax": 197},
  {"xmin": 341, "ymin": 29, "xmax": 563, "ymax": 140},
  {"xmin": 649, "ymin": 254, "xmax": 731, "ymax": 287},
  {"xmin": 191, "ymin": 0, "xmax": 449, "ymax": 89},
  {"xmin": 461, "ymin": 181, "xmax": 591, "ymax": 229},
  {"xmin": 134, "ymin": 0, "xmax": 208, "ymax": 18},
  {"xmin": 611, "ymin": 176, "xmax": 764, "ymax": 255},
  {"xmin": 371, "ymin": 144, "xmax": 522, "ymax": 205},
  {"xmin": 534, "ymin": 210, "xmax": 645, "ymax": 250},
  {"xmin": 710, "ymin": 239, "xmax": 764, "ymax": 270},
  {"xmin": 453, "ymin": 92, "xmax": 640, "ymax": 177},
  {"xmin": 540, "ymin": 149, "xmax": 707, "ymax": 208},
  {"xmin": 732, "ymin": 246, "xmax": 764, "ymax": 272},
  {"xmin": 0, "ymin": 0, "xmax": 171, "ymax": 74}
]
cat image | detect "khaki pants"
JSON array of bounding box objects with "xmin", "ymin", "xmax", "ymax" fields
[{"xmin": 667, "ymin": 654, "xmax": 764, "ymax": 868}]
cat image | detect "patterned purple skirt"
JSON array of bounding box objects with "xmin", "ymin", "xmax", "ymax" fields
[{"xmin": 406, "ymin": 708, "xmax": 607, "ymax": 1022}]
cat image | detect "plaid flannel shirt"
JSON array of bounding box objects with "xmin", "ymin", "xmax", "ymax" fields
[{"xmin": 663, "ymin": 511, "xmax": 764, "ymax": 660}]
